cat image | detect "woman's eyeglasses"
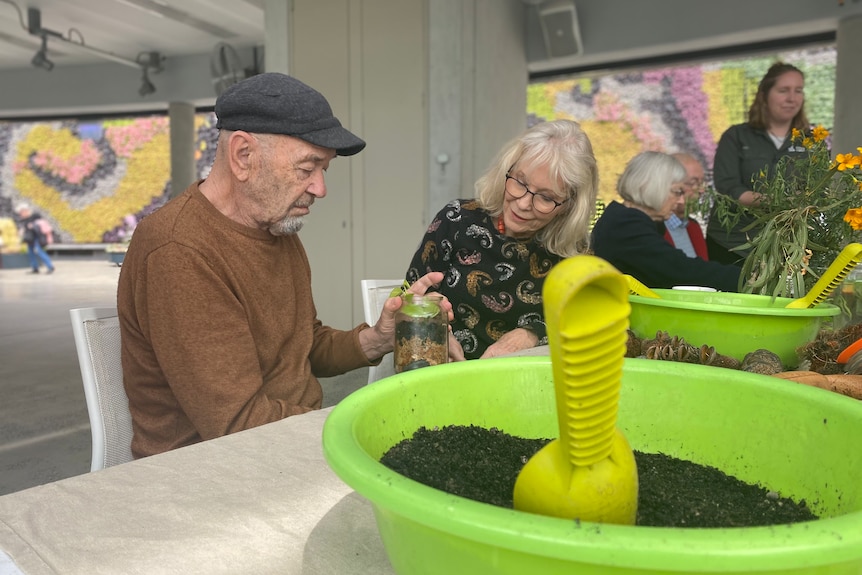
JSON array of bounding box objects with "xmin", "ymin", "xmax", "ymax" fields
[{"xmin": 504, "ymin": 172, "xmax": 568, "ymax": 214}]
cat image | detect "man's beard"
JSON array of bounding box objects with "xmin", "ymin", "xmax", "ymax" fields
[{"xmin": 271, "ymin": 216, "xmax": 305, "ymax": 236}]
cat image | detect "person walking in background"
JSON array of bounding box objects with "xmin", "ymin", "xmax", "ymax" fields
[
  {"xmin": 117, "ymin": 73, "xmax": 454, "ymax": 458},
  {"xmin": 664, "ymin": 152, "xmax": 708, "ymax": 260},
  {"xmin": 13, "ymin": 203, "xmax": 55, "ymax": 274},
  {"xmin": 706, "ymin": 62, "xmax": 809, "ymax": 264},
  {"xmin": 592, "ymin": 151, "xmax": 740, "ymax": 292},
  {"xmin": 405, "ymin": 119, "xmax": 599, "ymax": 359}
]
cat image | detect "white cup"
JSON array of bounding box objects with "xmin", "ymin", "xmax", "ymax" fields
[{"xmin": 672, "ymin": 285, "xmax": 717, "ymax": 292}]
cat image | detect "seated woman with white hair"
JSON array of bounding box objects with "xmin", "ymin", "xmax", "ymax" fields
[{"xmin": 591, "ymin": 151, "xmax": 741, "ymax": 292}]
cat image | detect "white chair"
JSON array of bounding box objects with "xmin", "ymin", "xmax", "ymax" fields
[
  {"xmin": 69, "ymin": 306, "xmax": 134, "ymax": 471},
  {"xmin": 361, "ymin": 279, "xmax": 403, "ymax": 384}
]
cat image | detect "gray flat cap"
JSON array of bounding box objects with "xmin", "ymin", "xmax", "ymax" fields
[{"xmin": 215, "ymin": 73, "xmax": 366, "ymax": 156}]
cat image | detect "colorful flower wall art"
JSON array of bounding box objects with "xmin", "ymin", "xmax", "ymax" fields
[
  {"xmin": 0, "ymin": 113, "xmax": 218, "ymax": 246},
  {"xmin": 528, "ymin": 46, "xmax": 836, "ymax": 204}
]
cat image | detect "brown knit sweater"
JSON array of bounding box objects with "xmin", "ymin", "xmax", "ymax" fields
[{"xmin": 117, "ymin": 182, "xmax": 372, "ymax": 458}]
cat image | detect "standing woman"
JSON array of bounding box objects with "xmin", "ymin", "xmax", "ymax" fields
[
  {"xmin": 706, "ymin": 62, "xmax": 809, "ymax": 264},
  {"xmin": 405, "ymin": 119, "xmax": 598, "ymax": 359}
]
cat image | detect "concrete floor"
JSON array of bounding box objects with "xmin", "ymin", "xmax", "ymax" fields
[{"xmin": 0, "ymin": 256, "xmax": 367, "ymax": 497}]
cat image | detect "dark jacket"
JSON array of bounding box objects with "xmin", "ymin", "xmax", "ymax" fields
[
  {"xmin": 707, "ymin": 123, "xmax": 808, "ymax": 255},
  {"xmin": 592, "ymin": 201, "xmax": 741, "ymax": 292},
  {"xmin": 17, "ymin": 212, "xmax": 44, "ymax": 247}
]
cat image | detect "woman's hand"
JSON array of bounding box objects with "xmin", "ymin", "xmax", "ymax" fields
[
  {"xmin": 479, "ymin": 328, "xmax": 539, "ymax": 359},
  {"xmin": 448, "ymin": 331, "xmax": 465, "ymax": 362}
]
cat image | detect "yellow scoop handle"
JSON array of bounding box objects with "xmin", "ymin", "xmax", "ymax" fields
[
  {"xmin": 625, "ymin": 274, "xmax": 661, "ymax": 298},
  {"xmin": 513, "ymin": 256, "xmax": 638, "ymax": 525},
  {"xmin": 785, "ymin": 243, "xmax": 862, "ymax": 309}
]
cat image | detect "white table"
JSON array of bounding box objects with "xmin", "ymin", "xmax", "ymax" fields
[
  {"xmin": 0, "ymin": 349, "xmax": 552, "ymax": 575},
  {"xmin": 0, "ymin": 408, "xmax": 394, "ymax": 575}
]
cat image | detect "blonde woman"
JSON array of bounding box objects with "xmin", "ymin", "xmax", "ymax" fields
[{"xmin": 406, "ymin": 119, "xmax": 598, "ymax": 359}]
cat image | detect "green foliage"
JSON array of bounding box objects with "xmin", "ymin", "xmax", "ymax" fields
[{"xmin": 710, "ymin": 128, "xmax": 862, "ymax": 298}]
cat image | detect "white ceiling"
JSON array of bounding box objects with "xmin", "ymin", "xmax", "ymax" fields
[{"xmin": 0, "ymin": 0, "xmax": 265, "ymax": 71}]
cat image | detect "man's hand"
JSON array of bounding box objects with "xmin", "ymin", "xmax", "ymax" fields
[
  {"xmin": 359, "ymin": 272, "xmax": 452, "ymax": 361},
  {"xmin": 479, "ymin": 328, "xmax": 539, "ymax": 359}
]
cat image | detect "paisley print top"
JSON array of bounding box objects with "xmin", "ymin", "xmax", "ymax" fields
[{"xmin": 405, "ymin": 199, "xmax": 562, "ymax": 360}]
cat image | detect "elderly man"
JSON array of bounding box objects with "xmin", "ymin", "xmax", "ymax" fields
[
  {"xmin": 118, "ymin": 73, "xmax": 455, "ymax": 458},
  {"xmin": 663, "ymin": 152, "xmax": 708, "ymax": 259}
]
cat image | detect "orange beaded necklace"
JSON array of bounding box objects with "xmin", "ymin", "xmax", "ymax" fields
[{"xmin": 496, "ymin": 215, "xmax": 505, "ymax": 235}]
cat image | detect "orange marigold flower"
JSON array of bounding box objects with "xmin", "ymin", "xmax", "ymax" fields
[
  {"xmin": 812, "ymin": 125, "xmax": 830, "ymax": 142},
  {"xmin": 844, "ymin": 208, "xmax": 862, "ymax": 230},
  {"xmin": 836, "ymin": 153, "xmax": 862, "ymax": 171}
]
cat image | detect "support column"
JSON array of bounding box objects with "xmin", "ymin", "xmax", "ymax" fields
[
  {"xmin": 264, "ymin": 0, "xmax": 291, "ymax": 74},
  {"xmin": 169, "ymin": 101, "xmax": 196, "ymax": 198},
  {"xmin": 833, "ymin": 15, "xmax": 862, "ymax": 155}
]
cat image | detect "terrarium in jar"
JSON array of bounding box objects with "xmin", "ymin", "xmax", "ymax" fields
[{"xmin": 394, "ymin": 293, "xmax": 448, "ymax": 373}]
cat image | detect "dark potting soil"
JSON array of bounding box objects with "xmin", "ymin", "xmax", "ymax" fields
[{"xmin": 380, "ymin": 425, "xmax": 819, "ymax": 528}]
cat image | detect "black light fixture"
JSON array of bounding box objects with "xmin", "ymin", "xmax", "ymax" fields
[
  {"xmin": 24, "ymin": 6, "xmax": 165, "ymax": 95},
  {"xmin": 139, "ymin": 66, "xmax": 156, "ymax": 97},
  {"xmin": 31, "ymin": 34, "xmax": 53, "ymax": 71},
  {"xmin": 136, "ymin": 51, "xmax": 162, "ymax": 97}
]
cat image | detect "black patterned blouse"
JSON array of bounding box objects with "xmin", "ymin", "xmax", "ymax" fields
[{"xmin": 405, "ymin": 199, "xmax": 562, "ymax": 359}]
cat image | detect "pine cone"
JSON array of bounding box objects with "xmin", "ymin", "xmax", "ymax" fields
[
  {"xmin": 625, "ymin": 329, "xmax": 642, "ymax": 358},
  {"xmin": 643, "ymin": 331, "xmax": 699, "ymax": 364},
  {"xmin": 699, "ymin": 345, "xmax": 741, "ymax": 370},
  {"xmin": 740, "ymin": 349, "xmax": 784, "ymax": 375}
]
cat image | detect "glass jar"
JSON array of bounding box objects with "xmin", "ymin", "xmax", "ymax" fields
[{"xmin": 394, "ymin": 293, "xmax": 449, "ymax": 373}]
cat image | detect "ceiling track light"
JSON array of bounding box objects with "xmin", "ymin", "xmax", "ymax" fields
[
  {"xmin": 23, "ymin": 6, "xmax": 165, "ymax": 95},
  {"xmin": 31, "ymin": 34, "xmax": 53, "ymax": 71}
]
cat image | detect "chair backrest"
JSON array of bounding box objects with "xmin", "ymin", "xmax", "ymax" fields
[
  {"xmin": 69, "ymin": 306, "xmax": 134, "ymax": 471},
  {"xmin": 360, "ymin": 279, "xmax": 403, "ymax": 384}
]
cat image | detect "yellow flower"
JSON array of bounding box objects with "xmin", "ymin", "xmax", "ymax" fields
[
  {"xmin": 844, "ymin": 207, "xmax": 862, "ymax": 230},
  {"xmin": 835, "ymin": 153, "xmax": 861, "ymax": 171},
  {"xmin": 846, "ymin": 207, "xmax": 862, "ymax": 229},
  {"xmin": 802, "ymin": 137, "xmax": 813, "ymax": 148},
  {"xmin": 791, "ymin": 128, "xmax": 802, "ymax": 141},
  {"xmin": 812, "ymin": 125, "xmax": 829, "ymax": 142}
]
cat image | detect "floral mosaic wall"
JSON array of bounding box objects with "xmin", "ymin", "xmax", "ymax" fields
[
  {"xmin": 528, "ymin": 45, "xmax": 836, "ymax": 204},
  {"xmin": 0, "ymin": 113, "xmax": 218, "ymax": 249},
  {"xmin": 0, "ymin": 45, "xmax": 836, "ymax": 249}
]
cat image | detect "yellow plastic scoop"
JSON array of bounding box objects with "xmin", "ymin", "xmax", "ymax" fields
[
  {"xmin": 625, "ymin": 274, "xmax": 661, "ymax": 298},
  {"xmin": 785, "ymin": 243, "xmax": 862, "ymax": 309},
  {"xmin": 513, "ymin": 256, "xmax": 638, "ymax": 525}
]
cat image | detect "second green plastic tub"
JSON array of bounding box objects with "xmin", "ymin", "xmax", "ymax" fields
[{"xmin": 628, "ymin": 289, "xmax": 840, "ymax": 367}]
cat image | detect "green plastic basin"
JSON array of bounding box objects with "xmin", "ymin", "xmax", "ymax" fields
[
  {"xmin": 628, "ymin": 289, "xmax": 840, "ymax": 367},
  {"xmin": 323, "ymin": 357, "xmax": 862, "ymax": 574}
]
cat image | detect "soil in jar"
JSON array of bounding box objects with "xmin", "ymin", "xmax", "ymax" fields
[
  {"xmin": 394, "ymin": 318, "xmax": 448, "ymax": 372},
  {"xmin": 380, "ymin": 425, "xmax": 818, "ymax": 528}
]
